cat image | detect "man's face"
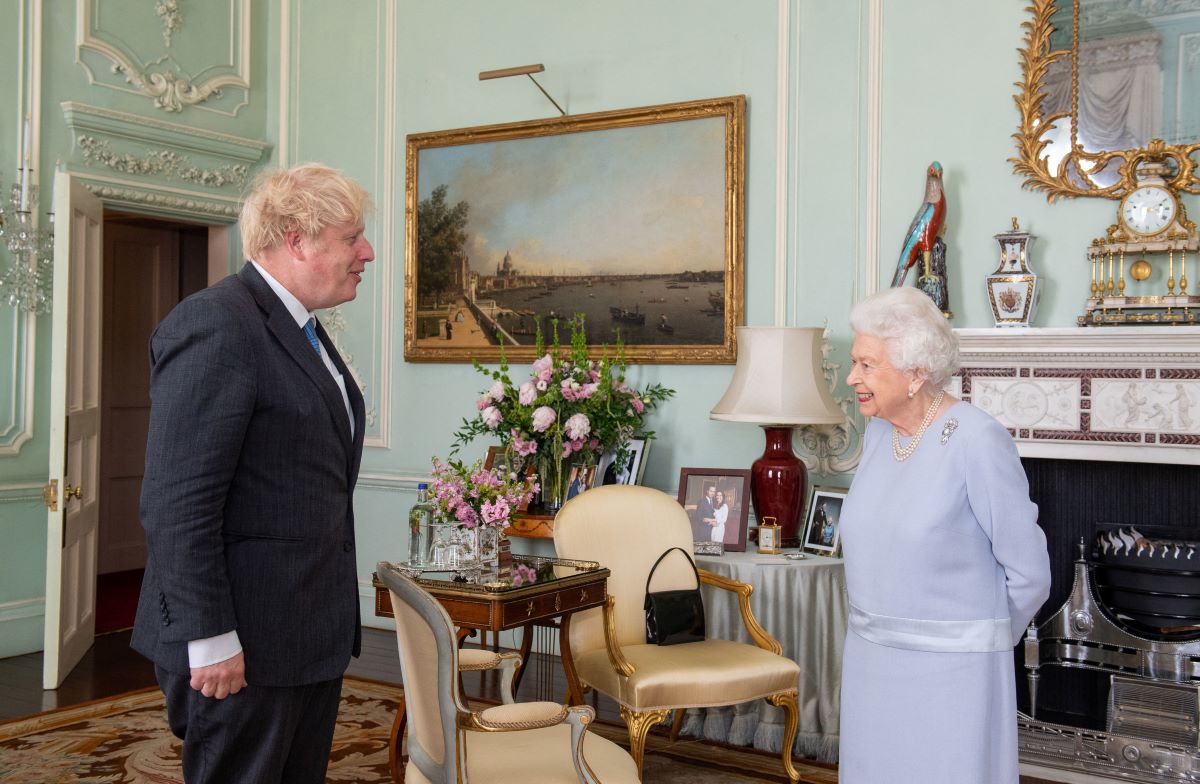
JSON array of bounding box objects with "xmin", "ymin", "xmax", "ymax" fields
[
  {"xmin": 706, "ymin": 487, "xmax": 716, "ymax": 500},
  {"xmin": 292, "ymin": 221, "xmax": 374, "ymax": 310}
]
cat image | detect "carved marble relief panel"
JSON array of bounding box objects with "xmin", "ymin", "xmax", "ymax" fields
[{"xmin": 76, "ymin": 0, "xmax": 251, "ymax": 116}]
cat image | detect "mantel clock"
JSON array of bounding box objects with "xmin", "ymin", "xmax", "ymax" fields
[{"xmin": 1080, "ymin": 163, "xmax": 1200, "ymax": 326}]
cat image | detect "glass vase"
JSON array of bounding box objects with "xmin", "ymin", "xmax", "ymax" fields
[{"xmin": 539, "ymin": 453, "xmax": 568, "ymax": 513}]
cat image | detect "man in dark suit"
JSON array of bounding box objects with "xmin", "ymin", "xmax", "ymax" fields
[
  {"xmin": 132, "ymin": 163, "xmax": 373, "ymax": 783},
  {"xmin": 694, "ymin": 484, "xmax": 717, "ymax": 540}
]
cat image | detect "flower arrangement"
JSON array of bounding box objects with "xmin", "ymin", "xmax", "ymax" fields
[
  {"xmin": 453, "ymin": 315, "xmax": 674, "ymax": 508},
  {"xmin": 428, "ymin": 457, "xmax": 538, "ymax": 530}
]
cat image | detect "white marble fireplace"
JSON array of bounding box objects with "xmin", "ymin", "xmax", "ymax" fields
[{"xmin": 953, "ymin": 326, "xmax": 1200, "ymax": 466}]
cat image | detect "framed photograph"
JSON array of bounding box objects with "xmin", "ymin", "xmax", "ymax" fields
[
  {"xmin": 483, "ymin": 446, "xmax": 535, "ymax": 512},
  {"xmin": 564, "ymin": 463, "xmax": 599, "ymax": 502},
  {"xmin": 596, "ymin": 437, "xmax": 650, "ymax": 487},
  {"xmin": 676, "ymin": 468, "xmax": 752, "ymax": 553},
  {"xmin": 403, "ymin": 95, "xmax": 746, "ymax": 364},
  {"xmin": 802, "ymin": 486, "xmax": 848, "ymax": 557}
]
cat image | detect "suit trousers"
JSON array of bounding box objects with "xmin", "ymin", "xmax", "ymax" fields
[{"xmin": 156, "ymin": 666, "xmax": 342, "ymax": 784}]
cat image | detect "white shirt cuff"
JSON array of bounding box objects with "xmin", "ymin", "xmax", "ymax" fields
[{"xmin": 187, "ymin": 631, "xmax": 243, "ymax": 669}]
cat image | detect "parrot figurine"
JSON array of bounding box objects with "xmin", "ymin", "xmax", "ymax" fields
[{"xmin": 891, "ymin": 161, "xmax": 946, "ymax": 288}]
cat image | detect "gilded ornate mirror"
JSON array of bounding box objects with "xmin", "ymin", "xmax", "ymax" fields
[{"xmin": 1012, "ymin": 0, "xmax": 1200, "ymax": 201}]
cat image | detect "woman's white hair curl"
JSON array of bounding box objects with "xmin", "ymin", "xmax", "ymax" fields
[{"xmin": 849, "ymin": 287, "xmax": 959, "ymax": 387}]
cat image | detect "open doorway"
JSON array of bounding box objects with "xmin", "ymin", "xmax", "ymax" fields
[{"xmin": 94, "ymin": 212, "xmax": 217, "ymax": 634}]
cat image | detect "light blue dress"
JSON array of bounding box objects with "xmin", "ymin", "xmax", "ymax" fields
[{"xmin": 838, "ymin": 402, "xmax": 1050, "ymax": 784}]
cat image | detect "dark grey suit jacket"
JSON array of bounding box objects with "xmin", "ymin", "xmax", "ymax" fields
[{"xmin": 132, "ymin": 264, "xmax": 365, "ymax": 687}]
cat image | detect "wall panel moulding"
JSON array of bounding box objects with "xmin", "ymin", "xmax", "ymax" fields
[{"xmin": 75, "ymin": 0, "xmax": 252, "ymax": 116}]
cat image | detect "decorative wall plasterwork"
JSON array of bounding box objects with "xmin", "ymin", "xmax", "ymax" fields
[
  {"xmin": 61, "ymin": 102, "xmax": 269, "ymax": 221},
  {"xmin": 77, "ymin": 136, "xmax": 247, "ymax": 187},
  {"xmin": 75, "ymin": 171, "xmax": 242, "ymax": 222},
  {"xmin": 76, "ymin": 0, "xmax": 251, "ymax": 116},
  {"xmin": 155, "ymin": 0, "xmax": 183, "ymax": 48},
  {"xmin": 320, "ymin": 306, "xmax": 378, "ymax": 430},
  {"xmin": 799, "ymin": 327, "xmax": 862, "ymax": 476},
  {"xmin": 956, "ymin": 327, "xmax": 1200, "ymax": 465}
]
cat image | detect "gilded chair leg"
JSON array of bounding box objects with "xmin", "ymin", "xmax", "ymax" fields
[
  {"xmin": 619, "ymin": 706, "xmax": 670, "ymax": 778},
  {"xmin": 669, "ymin": 709, "xmax": 685, "ymax": 742},
  {"xmin": 767, "ymin": 690, "xmax": 801, "ymax": 782}
]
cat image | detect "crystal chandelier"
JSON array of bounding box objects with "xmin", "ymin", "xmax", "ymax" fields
[{"xmin": 0, "ymin": 118, "xmax": 53, "ymax": 315}]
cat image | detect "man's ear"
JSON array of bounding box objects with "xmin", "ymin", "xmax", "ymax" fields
[{"xmin": 284, "ymin": 231, "xmax": 306, "ymax": 259}]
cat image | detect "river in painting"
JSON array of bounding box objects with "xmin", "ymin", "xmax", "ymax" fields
[{"xmin": 481, "ymin": 275, "xmax": 725, "ymax": 347}]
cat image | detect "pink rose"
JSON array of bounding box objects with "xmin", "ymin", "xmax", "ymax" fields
[
  {"xmin": 489, "ymin": 380, "xmax": 506, "ymax": 401},
  {"xmin": 564, "ymin": 413, "xmax": 591, "ymax": 441},
  {"xmin": 519, "ymin": 382, "xmax": 537, "ymax": 405},
  {"xmin": 631, "ymin": 397, "xmax": 645, "ymax": 414},
  {"xmin": 482, "ymin": 406, "xmax": 502, "ymax": 429},
  {"xmin": 476, "ymin": 395, "xmax": 491, "ymax": 411},
  {"xmin": 531, "ymin": 406, "xmax": 557, "ymax": 433}
]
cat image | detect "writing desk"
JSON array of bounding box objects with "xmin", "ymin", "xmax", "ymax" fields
[
  {"xmin": 695, "ymin": 550, "xmax": 848, "ymax": 762},
  {"xmin": 373, "ymin": 555, "xmax": 609, "ymax": 780}
]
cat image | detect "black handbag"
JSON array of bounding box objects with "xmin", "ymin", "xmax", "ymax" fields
[{"xmin": 644, "ymin": 547, "xmax": 706, "ymax": 645}]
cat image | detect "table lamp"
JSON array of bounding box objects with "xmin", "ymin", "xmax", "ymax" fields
[{"xmin": 710, "ymin": 327, "xmax": 845, "ymax": 546}]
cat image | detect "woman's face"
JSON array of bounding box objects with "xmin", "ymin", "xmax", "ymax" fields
[
  {"xmin": 845, "ymin": 332, "xmax": 914, "ymax": 424},
  {"xmin": 715, "ymin": 491, "xmax": 725, "ymax": 507}
]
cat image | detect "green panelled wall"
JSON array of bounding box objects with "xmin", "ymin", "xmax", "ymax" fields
[{"xmin": 1, "ymin": 1, "xmax": 1197, "ymax": 655}]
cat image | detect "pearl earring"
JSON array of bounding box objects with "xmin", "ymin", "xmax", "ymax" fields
[{"xmin": 907, "ymin": 389, "xmax": 915, "ymax": 399}]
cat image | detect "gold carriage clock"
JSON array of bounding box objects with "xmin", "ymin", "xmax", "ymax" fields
[
  {"xmin": 1079, "ymin": 160, "xmax": 1200, "ymax": 325},
  {"xmin": 988, "ymin": 218, "xmax": 1040, "ymax": 327}
]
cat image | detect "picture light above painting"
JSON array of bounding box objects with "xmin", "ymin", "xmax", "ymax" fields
[{"xmin": 403, "ymin": 95, "xmax": 746, "ymax": 365}]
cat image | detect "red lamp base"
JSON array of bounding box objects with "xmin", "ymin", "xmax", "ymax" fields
[{"xmin": 749, "ymin": 425, "xmax": 808, "ymax": 546}]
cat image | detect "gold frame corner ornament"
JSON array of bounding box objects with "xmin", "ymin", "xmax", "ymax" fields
[
  {"xmin": 1010, "ymin": 0, "xmax": 1200, "ymax": 202},
  {"xmin": 402, "ymin": 95, "xmax": 746, "ymax": 365}
]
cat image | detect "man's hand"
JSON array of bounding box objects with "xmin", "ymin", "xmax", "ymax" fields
[{"xmin": 189, "ymin": 651, "xmax": 247, "ymax": 699}]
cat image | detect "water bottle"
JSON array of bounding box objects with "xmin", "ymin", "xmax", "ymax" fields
[{"xmin": 408, "ymin": 483, "xmax": 431, "ymax": 566}]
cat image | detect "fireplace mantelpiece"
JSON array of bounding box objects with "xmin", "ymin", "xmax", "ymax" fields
[{"xmin": 954, "ymin": 327, "xmax": 1200, "ymax": 466}]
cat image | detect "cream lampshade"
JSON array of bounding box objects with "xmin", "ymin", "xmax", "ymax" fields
[{"xmin": 711, "ymin": 327, "xmax": 844, "ymax": 544}]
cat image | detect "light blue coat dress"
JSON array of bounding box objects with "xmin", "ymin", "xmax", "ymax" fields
[{"xmin": 838, "ymin": 402, "xmax": 1051, "ymax": 784}]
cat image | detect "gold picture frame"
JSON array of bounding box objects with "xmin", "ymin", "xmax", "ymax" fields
[{"xmin": 404, "ymin": 95, "xmax": 746, "ymax": 364}]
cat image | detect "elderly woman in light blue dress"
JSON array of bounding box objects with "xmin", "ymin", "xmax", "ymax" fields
[{"xmin": 838, "ymin": 287, "xmax": 1051, "ymax": 784}]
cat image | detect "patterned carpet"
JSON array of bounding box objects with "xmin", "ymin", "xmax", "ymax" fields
[{"xmin": 0, "ymin": 678, "xmax": 838, "ymax": 783}]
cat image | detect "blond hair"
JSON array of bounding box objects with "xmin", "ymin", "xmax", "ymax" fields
[{"xmin": 239, "ymin": 163, "xmax": 373, "ymax": 259}]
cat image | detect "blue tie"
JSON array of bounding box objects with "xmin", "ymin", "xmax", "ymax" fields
[{"xmin": 303, "ymin": 318, "xmax": 321, "ymax": 356}]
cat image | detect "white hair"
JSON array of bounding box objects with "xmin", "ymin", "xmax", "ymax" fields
[{"xmin": 849, "ymin": 287, "xmax": 960, "ymax": 387}]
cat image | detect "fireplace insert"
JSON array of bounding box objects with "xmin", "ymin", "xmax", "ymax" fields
[{"xmin": 1020, "ymin": 531, "xmax": 1200, "ymax": 781}]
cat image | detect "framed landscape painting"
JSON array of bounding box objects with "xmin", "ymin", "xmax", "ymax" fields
[{"xmin": 403, "ymin": 95, "xmax": 746, "ymax": 364}]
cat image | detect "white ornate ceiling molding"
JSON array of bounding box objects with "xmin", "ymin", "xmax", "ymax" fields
[
  {"xmin": 76, "ymin": 0, "xmax": 251, "ymax": 116},
  {"xmin": 62, "ymin": 101, "xmax": 269, "ymax": 198},
  {"xmin": 956, "ymin": 327, "xmax": 1200, "ymax": 465}
]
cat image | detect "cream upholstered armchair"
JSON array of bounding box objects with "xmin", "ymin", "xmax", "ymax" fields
[
  {"xmin": 377, "ymin": 562, "xmax": 639, "ymax": 784},
  {"xmin": 553, "ymin": 485, "xmax": 802, "ymax": 781}
]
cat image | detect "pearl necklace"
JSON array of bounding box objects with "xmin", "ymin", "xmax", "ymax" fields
[{"xmin": 891, "ymin": 389, "xmax": 946, "ymax": 462}]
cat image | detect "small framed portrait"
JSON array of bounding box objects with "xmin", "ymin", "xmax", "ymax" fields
[
  {"xmin": 596, "ymin": 437, "xmax": 650, "ymax": 487},
  {"xmin": 676, "ymin": 468, "xmax": 752, "ymax": 553},
  {"xmin": 802, "ymin": 486, "xmax": 848, "ymax": 557},
  {"xmin": 565, "ymin": 463, "xmax": 599, "ymax": 501}
]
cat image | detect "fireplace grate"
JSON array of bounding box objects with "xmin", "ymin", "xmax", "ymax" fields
[{"xmin": 1106, "ymin": 675, "xmax": 1200, "ymax": 747}]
